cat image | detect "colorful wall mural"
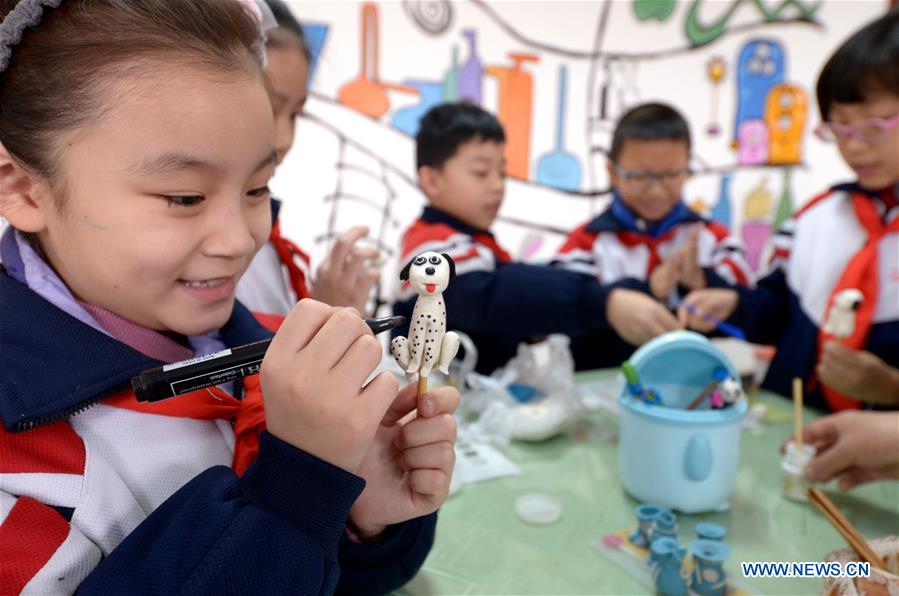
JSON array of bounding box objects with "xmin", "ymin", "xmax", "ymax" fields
[{"xmin": 273, "ymin": 0, "xmax": 893, "ymax": 310}]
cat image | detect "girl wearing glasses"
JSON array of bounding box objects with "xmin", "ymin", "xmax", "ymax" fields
[{"xmin": 681, "ymin": 9, "xmax": 899, "ymax": 411}]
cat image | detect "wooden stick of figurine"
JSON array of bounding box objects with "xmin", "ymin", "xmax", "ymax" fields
[
  {"xmin": 390, "ymin": 251, "xmax": 461, "ymax": 398},
  {"xmin": 686, "ymin": 367, "xmax": 729, "ymax": 410},
  {"xmin": 793, "ymin": 377, "xmax": 803, "ymax": 448},
  {"xmin": 687, "ymin": 381, "xmax": 718, "ymax": 410}
]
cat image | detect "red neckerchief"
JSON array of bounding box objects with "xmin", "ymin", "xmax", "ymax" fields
[
  {"xmin": 103, "ymin": 315, "xmax": 286, "ymax": 475},
  {"xmin": 472, "ymin": 232, "xmax": 513, "ymax": 263},
  {"xmin": 614, "ymin": 228, "xmax": 680, "ymax": 276},
  {"xmin": 818, "ymin": 187, "xmax": 899, "ymax": 411},
  {"xmin": 103, "ymin": 378, "xmax": 265, "ymax": 476},
  {"xmin": 269, "ymin": 218, "xmax": 312, "ymax": 300}
]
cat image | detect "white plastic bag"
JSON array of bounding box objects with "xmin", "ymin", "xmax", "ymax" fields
[{"xmin": 461, "ymin": 335, "xmax": 584, "ymax": 443}]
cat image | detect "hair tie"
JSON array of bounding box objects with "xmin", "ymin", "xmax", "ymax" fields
[
  {"xmin": 234, "ymin": 0, "xmax": 277, "ymax": 67},
  {"xmin": 0, "ymin": 0, "xmax": 63, "ymax": 73}
]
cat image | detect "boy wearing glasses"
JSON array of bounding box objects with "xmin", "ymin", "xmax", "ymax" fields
[
  {"xmin": 393, "ymin": 102, "xmax": 628, "ymax": 374},
  {"xmin": 681, "ymin": 9, "xmax": 899, "ymax": 411},
  {"xmin": 553, "ymin": 103, "xmax": 753, "ymax": 369}
]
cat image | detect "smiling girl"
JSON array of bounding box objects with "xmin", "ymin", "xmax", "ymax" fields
[{"xmin": 0, "ymin": 1, "xmax": 456, "ymax": 592}]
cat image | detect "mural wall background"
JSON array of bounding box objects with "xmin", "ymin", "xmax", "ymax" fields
[{"xmin": 274, "ymin": 0, "xmax": 893, "ymax": 307}]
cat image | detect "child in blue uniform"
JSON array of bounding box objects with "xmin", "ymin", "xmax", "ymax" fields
[
  {"xmin": 681, "ymin": 9, "xmax": 899, "ymax": 411},
  {"xmin": 0, "ymin": 1, "xmax": 456, "ymax": 592}
]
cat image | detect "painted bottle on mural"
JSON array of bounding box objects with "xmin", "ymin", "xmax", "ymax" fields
[
  {"xmin": 443, "ymin": 45, "xmax": 459, "ymax": 102},
  {"xmin": 741, "ymin": 177, "xmax": 774, "ymax": 272},
  {"xmin": 773, "ymin": 168, "xmax": 794, "ymax": 230},
  {"xmin": 765, "ymin": 84, "xmax": 807, "ymax": 165},
  {"xmin": 338, "ymin": 3, "xmax": 417, "ymax": 119},
  {"xmin": 710, "ymin": 173, "xmax": 733, "ymax": 228},
  {"xmin": 458, "ymin": 29, "xmax": 482, "ymax": 106},
  {"xmin": 338, "ymin": 3, "xmax": 389, "ymax": 118},
  {"xmin": 733, "ymin": 39, "xmax": 785, "ymax": 154},
  {"xmin": 536, "ymin": 64, "xmax": 582, "ymax": 191},
  {"xmin": 486, "ymin": 53, "xmax": 539, "ymax": 180},
  {"xmin": 300, "ymin": 23, "xmax": 329, "ymax": 87},
  {"xmin": 392, "ymin": 80, "xmax": 445, "ymax": 137}
]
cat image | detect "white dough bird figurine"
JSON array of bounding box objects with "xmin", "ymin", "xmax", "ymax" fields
[{"xmin": 823, "ymin": 288, "xmax": 863, "ymax": 339}]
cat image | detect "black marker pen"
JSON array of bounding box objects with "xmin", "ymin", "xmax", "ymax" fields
[{"xmin": 131, "ymin": 315, "xmax": 406, "ymax": 402}]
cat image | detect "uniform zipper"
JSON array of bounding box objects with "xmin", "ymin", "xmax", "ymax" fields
[
  {"xmin": 13, "ymin": 382, "xmax": 128, "ymax": 432},
  {"xmin": 12, "ymin": 378, "xmax": 245, "ymax": 432}
]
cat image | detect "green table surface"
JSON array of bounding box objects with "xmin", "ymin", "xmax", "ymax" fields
[{"xmin": 398, "ymin": 370, "xmax": 899, "ymax": 595}]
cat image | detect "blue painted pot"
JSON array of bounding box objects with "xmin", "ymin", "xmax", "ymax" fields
[{"xmin": 618, "ymin": 332, "xmax": 747, "ymax": 513}]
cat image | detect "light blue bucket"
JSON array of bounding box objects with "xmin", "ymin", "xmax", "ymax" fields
[{"xmin": 618, "ymin": 331, "xmax": 747, "ymax": 513}]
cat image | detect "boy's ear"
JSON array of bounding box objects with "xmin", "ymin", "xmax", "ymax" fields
[
  {"xmin": 0, "ymin": 143, "xmax": 49, "ymax": 233},
  {"xmin": 399, "ymin": 258, "xmax": 413, "ymax": 281},
  {"xmin": 442, "ymin": 253, "xmax": 455, "ymax": 280},
  {"xmin": 418, "ymin": 165, "xmax": 442, "ymax": 200},
  {"xmin": 606, "ymin": 160, "xmax": 619, "ymax": 189}
]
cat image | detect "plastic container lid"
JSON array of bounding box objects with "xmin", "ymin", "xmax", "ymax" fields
[
  {"xmin": 515, "ymin": 493, "xmax": 562, "ymax": 525},
  {"xmin": 618, "ymin": 331, "xmax": 746, "ymax": 425}
]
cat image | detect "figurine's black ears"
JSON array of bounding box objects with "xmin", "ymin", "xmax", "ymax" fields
[
  {"xmin": 399, "ymin": 258, "xmax": 413, "ymax": 281},
  {"xmin": 442, "ymin": 253, "xmax": 456, "ymax": 280}
]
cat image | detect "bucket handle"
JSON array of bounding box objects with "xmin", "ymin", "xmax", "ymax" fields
[{"xmin": 684, "ymin": 433, "xmax": 713, "ymax": 481}]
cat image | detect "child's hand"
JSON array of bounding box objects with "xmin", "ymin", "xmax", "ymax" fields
[
  {"xmin": 607, "ymin": 288, "xmax": 680, "ymax": 346},
  {"xmin": 677, "ymin": 288, "xmax": 739, "ymax": 333},
  {"xmin": 313, "ymin": 226, "xmax": 381, "ymax": 315},
  {"xmin": 817, "ymin": 342, "xmax": 899, "ymax": 406},
  {"xmin": 260, "ymin": 299, "xmax": 399, "ymax": 473},
  {"xmin": 802, "ymin": 411, "xmax": 899, "ymax": 490},
  {"xmin": 348, "ymin": 385, "xmax": 460, "ymax": 539},
  {"xmin": 649, "ymin": 252, "xmax": 683, "ymax": 301},
  {"xmin": 678, "ymin": 226, "xmax": 707, "ymax": 291},
  {"xmin": 649, "ymin": 227, "xmax": 705, "ymax": 301}
]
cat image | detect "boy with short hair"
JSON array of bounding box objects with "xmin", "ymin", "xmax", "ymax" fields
[
  {"xmin": 393, "ymin": 102, "xmax": 623, "ymax": 374},
  {"xmin": 553, "ymin": 103, "xmax": 753, "ymax": 369}
]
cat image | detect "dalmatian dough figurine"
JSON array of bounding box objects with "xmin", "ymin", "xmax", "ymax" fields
[
  {"xmin": 713, "ymin": 378, "xmax": 745, "ymax": 408},
  {"xmin": 390, "ymin": 251, "xmax": 461, "ymax": 381},
  {"xmin": 823, "ymin": 288, "xmax": 863, "ymax": 339}
]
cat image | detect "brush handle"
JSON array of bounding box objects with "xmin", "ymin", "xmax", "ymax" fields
[
  {"xmin": 683, "ymin": 301, "xmax": 746, "ymax": 340},
  {"xmin": 807, "ymin": 488, "xmax": 886, "ymax": 570}
]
